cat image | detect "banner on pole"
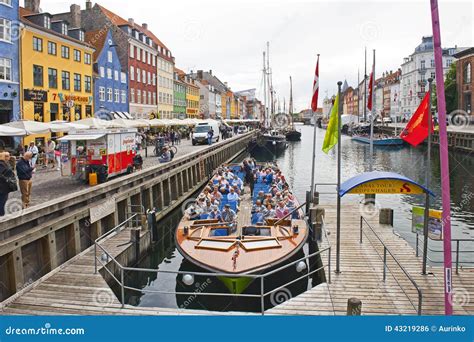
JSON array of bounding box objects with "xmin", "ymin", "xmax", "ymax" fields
[{"xmin": 412, "ymin": 206, "xmax": 443, "ymax": 240}]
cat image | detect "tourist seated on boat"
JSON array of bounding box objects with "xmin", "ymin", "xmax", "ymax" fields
[
  {"xmin": 274, "ymin": 191, "xmax": 284, "ymax": 203},
  {"xmin": 227, "ymin": 187, "xmax": 240, "ymax": 204},
  {"xmin": 159, "ymin": 147, "xmax": 172, "ymax": 163},
  {"xmin": 263, "ymin": 204, "xmax": 276, "ymax": 219},
  {"xmin": 203, "ymin": 199, "xmax": 213, "ymax": 214},
  {"xmin": 221, "ymin": 204, "xmax": 237, "ymax": 223},
  {"xmin": 208, "ymin": 206, "xmax": 222, "ymax": 221},
  {"xmin": 263, "ymin": 194, "xmax": 275, "ymax": 207},
  {"xmin": 264, "ymin": 169, "xmax": 274, "ymax": 184},
  {"xmin": 211, "ymin": 186, "xmax": 222, "ymax": 202},
  {"xmin": 255, "ymin": 191, "xmax": 266, "ymax": 204},
  {"xmin": 185, "ymin": 206, "xmax": 201, "ymax": 221},
  {"xmin": 275, "ymin": 201, "xmax": 290, "ymax": 219},
  {"xmin": 251, "ymin": 211, "xmax": 265, "ymax": 225},
  {"xmin": 252, "ymin": 200, "xmax": 264, "ymax": 214},
  {"xmin": 231, "ymin": 175, "xmax": 243, "ymax": 191}
]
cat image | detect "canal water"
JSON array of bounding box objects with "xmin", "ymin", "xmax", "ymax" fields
[{"xmin": 121, "ymin": 125, "xmax": 474, "ymax": 311}]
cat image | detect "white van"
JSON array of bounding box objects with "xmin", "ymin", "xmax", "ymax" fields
[{"xmin": 192, "ymin": 121, "xmax": 220, "ymax": 145}]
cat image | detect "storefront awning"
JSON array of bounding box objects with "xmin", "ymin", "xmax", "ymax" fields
[
  {"xmin": 122, "ymin": 112, "xmax": 133, "ymax": 120},
  {"xmin": 58, "ymin": 133, "xmax": 106, "ymax": 141},
  {"xmin": 114, "ymin": 112, "xmax": 127, "ymax": 119}
]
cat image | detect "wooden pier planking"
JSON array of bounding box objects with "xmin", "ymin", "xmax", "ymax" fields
[{"xmin": 267, "ymin": 202, "xmax": 474, "ymax": 316}]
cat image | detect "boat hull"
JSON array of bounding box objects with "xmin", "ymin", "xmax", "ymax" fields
[
  {"xmin": 285, "ymin": 130, "xmax": 302, "ymax": 141},
  {"xmin": 352, "ymin": 136, "xmax": 405, "ymax": 146}
]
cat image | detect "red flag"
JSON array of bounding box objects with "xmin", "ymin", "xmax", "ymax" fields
[
  {"xmin": 400, "ymin": 92, "xmax": 433, "ymax": 147},
  {"xmin": 311, "ymin": 56, "xmax": 319, "ymax": 112},
  {"xmin": 367, "ymin": 72, "xmax": 374, "ymax": 111}
]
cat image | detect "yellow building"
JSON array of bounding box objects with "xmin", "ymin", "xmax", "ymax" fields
[
  {"xmin": 221, "ymin": 93, "xmax": 228, "ymax": 119},
  {"xmin": 20, "ymin": 8, "xmax": 94, "ymax": 145},
  {"xmin": 185, "ymin": 79, "xmax": 200, "ymax": 118}
]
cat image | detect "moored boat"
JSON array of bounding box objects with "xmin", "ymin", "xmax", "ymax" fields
[
  {"xmin": 175, "ymin": 161, "xmax": 308, "ymax": 294},
  {"xmin": 352, "ymin": 135, "xmax": 405, "ymax": 146}
]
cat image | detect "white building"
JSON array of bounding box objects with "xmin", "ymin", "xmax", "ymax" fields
[{"xmin": 400, "ymin": 36, "xmax": 457, "ymax": 119}]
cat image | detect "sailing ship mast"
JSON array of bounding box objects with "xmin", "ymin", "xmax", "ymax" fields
[
  {"xmin": 263, "ymin": 51, "xmax": 268, "ymax": 129},
  {"xmin": 289, "ymin": 76, "xmax": 294, "ymax": 129}
]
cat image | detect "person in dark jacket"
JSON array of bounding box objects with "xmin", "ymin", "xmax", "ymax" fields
[
  {"xmin": 0, "ymin": 152, "xmax": 16, "ymax": 216},
  {"xmin": 16, "ymin": 152, "xmax": 35, "ymax": 209}
]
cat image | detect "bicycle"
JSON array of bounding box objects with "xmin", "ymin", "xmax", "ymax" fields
[{"xmin": 153, "ymin": 138, "xmax": 178, "ymax": 157}]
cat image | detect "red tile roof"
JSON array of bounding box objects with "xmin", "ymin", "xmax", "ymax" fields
[
  {"xmin": 84, "ymin": 30, "xmax": 108, "ymax": 61},
  {"xmin": 96, "ymin": 4, "xmax": 173, "ymax": 61}
]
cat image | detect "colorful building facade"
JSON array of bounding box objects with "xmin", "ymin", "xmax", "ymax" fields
[
  {"xmin": 173, "ymin": 69, "xmax": 186, "ymax": 118},
  {"xmin": 85, "ymin": 29, "xmax": 128, "ymax": 118},
  {"xmin": 0, "ymin": 0, "xmax": 21, "ymax": 148},
  {"xmin": 20, "ymin": 6, "xmax": 94, "ymax": 145}
]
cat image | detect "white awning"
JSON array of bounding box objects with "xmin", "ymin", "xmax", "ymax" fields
[
  {"xmin": 58, "ymin": 133, "xmax": 106, "ymax": 141},
  {"xmin": 114, "ymin": 112, "xmax": 127, "ymax": 119}
]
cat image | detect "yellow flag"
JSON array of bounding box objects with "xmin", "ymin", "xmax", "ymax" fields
[{"xmin": 322, "ymin": 93, "xmax": 340, "ymax": 154}]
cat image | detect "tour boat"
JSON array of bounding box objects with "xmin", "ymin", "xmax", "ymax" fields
[{"xmin": 175, "ymin": 163, "xmax": 308, "ymax": 294}]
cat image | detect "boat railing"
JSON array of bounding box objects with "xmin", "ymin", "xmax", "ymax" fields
[
  {"xmin": 93, "ymin": 215, "xmax": 332, "ymax": 315},
  {"xmin": 393, "ymin": 230, "xmax": 474, "ymax": 274},
  {"xmin": 360, "ymin": 216, "xmax": 423, "ymax": 315}
]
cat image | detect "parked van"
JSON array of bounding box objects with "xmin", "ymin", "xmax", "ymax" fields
[{"xmin": 192, "ymin": 121, "xmax": 220, "ymax": 145}]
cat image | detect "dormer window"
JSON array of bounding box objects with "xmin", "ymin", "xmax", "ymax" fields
[
  {"xmin": 44, "ymin": 16, "xmax": 51, "ymax": 29},
  {"xmin": 79, "ymin": 31, "xmax": 84, "ymax": 42},
  {"xmin": 61, "ymin": 23, "xmax": 68, "ymax": 35}
]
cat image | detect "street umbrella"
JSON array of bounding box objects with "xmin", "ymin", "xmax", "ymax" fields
[
  {"xmin": 0, "ymin": 124, "xmax": 26, "ymax": 136},
  {"xmin": 5, "ymin": 120, "xmax": 50, "ymax": 134},
  {"xmin": 49, "ymin": 120, "xmax": 89, "ymax": 133},
  {"xmin": 75, "ymin": 118, "xmax": 114, "ymax": 129},
  {"xmin": 110, "ymin": 118, "xmax": 148, "ymax": 128}
]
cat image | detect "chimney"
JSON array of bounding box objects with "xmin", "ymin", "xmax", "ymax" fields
[
  {"xmin": 25, "ymin": 0, "xmax": 41, "ymax": 13},
  {"xmin": 85, "ymin": 0, "xmax": 92, "ymax": 10},
  {"xmin": 70, "ymin": 4, "xmax": 81, "ymax": 27},
  {"xmin": 128, "ymin": 18, "xmax": 135, "ymax": 26},
  {"xmin": 142, "ymin": 23, "xmax": 148, "ymax": 30},
  {"xmin": 209, "ymin": 69, "xmax": 212, "ymax": 75},
  {"xmin": 197, "ymin": 70, "xmax": 203, "ymax": 80}
]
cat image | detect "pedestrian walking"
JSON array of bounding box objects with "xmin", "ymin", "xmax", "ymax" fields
[
  {"xmin": 207, "ymin": 128, "xmax": 214, "ymax": 145},
  {"xmin": 0, "ymin": 152, "xmax": 17, "ymax": 216},
  {"xmin": 45, "ymin": 139, "xmax": 56, "ymax": 169},
  {"xmin": 27, "ymin": 141, "xmax": 39, "ymax": 168},
  {"xmin": 16, "ymin": 152, "xmax": 35, "ymax": 209}
]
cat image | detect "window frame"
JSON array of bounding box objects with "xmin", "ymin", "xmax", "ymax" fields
[{"xmin": 33, "ymin": 65, "xmax": 43, "ymax": 87}]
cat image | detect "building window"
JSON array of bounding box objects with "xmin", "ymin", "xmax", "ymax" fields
[
  {"xmin": 0, "ymin": 18, "xmax": 11, "ymax": 42},
  {"xmin": 130, "ymin": 88, "xmax": 135, "ymax": 103},
  {"xmin": 107, "ymin": 50, "xmax": 113, "ymax": 63},
  {"xmin": 62, "ymin": 71, "xmax": 70, "ymax": 90},
  {"xmin": 130, "ymin": 66, "xmax": 134, "ymax": 81},
  {"xmin": 121, "ymin": 90, "xmax": 126, "ymax": 104},
  {"xmin": 84, "ymin": 53, "xmax": 91, "ymax": 65},
  {"xmin": 85, "ymin": 105, "xmax": 92, "ymax": 118},
  {"xmin": 420, "ymin": 60, "xmax": 425, "ymax": 70},
  {"xmin": 114, "ymin": 89, "xmax": 120, "ymax": 103},
  {"xmin": 153, "ymin": 92, "xmax": 156, "ymax": 105},
  {"xmin": 85, "ymin": 76, "xmax": 92, "ymax": 93},
  {"xmin": 148, "ymin": 72, "xmax": 151, "ymax": 85},
  {"xmin": 152, "ymin": 73, "xmax": 156, "ymax": 86},
  {"xmin": 447, "ymin": 59, "xmax": 453, "ymax": 67},
  {"xmin": 137, "ymin": 48, "xmax": 141, "ymax": 61},
  {"xmin": 33, "ymin": 65, "xmax": 43, "ymax": 87},
  {"xmin": 48, "ymin": 68, "xmax": 57, "ymax": 88},
  {"xmin": 0, "ymin": 58, "xmax": 12, "ymax": 81},
  {"xmin": 107, "ymin": 68, "xmax": 112, "ymax": 79},
  {"xmin": 43, "ymin": 16, "xmax": 51, "ymax": 29},
  {"xmin": 137, "ymin": 89, "xmax": 141, "ymax": 104},
  {"xmin": 99, "ymin": 87, "xmax": 105, "ymax": 101},
  {"xmin": 74, "ymin": 73, "xmax": 81, "ymax": 91},
  {"xmin": 47, "ymin": 41, "xmax": 56, "ymax": 55},
  {"xmin": 0, "ymin": 0, "xmax": 12, "ymax": 6},
  {"xmin": 463, "ymin": 62, "xmax": 471, "ymax": 84},
  {"xmin": 99, "ymin": 66, "xmax": 105, "ymax": 78},
  {"xmin": 78, "ymin": 31, "xmax": 84, "ymax": 42},
  {"xmin": 148, "ymin": 91, "xmax": 152, "ymax": 105},
  {"xmin": 142, "ymin": 70, "xmax": 146, "ymax": 84},
  {"xmin": 107, "ymin": 88, "xmax": 112, "ymax": 102},
  {"xmin": 114, "ymin": 70, "xmax": 119, "ymax": 81},
  {"xmin": 33, "ymin": 37, "xmax": 43, "ymax": 52},
  {"xmin": 61, "ymin": 46, "xmax": 69, "ymax": 59},
  {"xmin": 73, "ymin": 49, "xmax": 81, "ymax": 62},
  {"xmin": 121, "ymin": 72, "xmax": 126, "ymax": 84},
  {"xmin": 74, "ymin": 105, "xmax": 82, "ymax": 120},
  {"xmin": 61, "ymin": 23, "xmax": 68, "ymax": 35},
  {"xmin": 137, "ymin": 68, "xmax": 141, "ymax": 82},
  {"xmin": 130, "ymin": 46, "xmax": 134, "ymax": 59}
]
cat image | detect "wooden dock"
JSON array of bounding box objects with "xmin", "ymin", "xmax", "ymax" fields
[
  {"xmin": 0, "ymin": 227, "xmax": 243, "ymax": 316},
  {"xmin": 268, "ymin": 201, "xmax": 474, "ymax": 315}
]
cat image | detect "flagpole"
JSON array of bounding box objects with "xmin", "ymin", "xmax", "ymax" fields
[
  {"xmin": 369, "ymin": 49, "xmax": 375, "ymax": 172},
  {"xmin": 310, "ymin": 54, "xmax": 320, "ymax": 200},
  {"xmin": 363, "ymin": 47, "xmax": 367, "ymax": 122},
  {"xmin": 430, "ymin": 0, "xmax": 453, "ymax": 315},
  {"xmin": 422, "ymin": 78, "xmax": 433, "ymax": 275},
  {"xmin": 336, "ymin": 81, "xmax": 342, "ymax": 274}
]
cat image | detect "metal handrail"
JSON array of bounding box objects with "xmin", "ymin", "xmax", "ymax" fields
[
  {"xmin": 360, "ymin": 216, "xmax": 423, "ymax": 315},
  {"xmin": 93, "ymin": 216, "xmax": 332, "ymax": 314}
]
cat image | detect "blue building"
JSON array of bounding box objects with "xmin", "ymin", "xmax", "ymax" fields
[
  {"xmin": 85, "ymin": 29, "xmax": 129, "ymax": 119},
  {"xmin": 0, "ymin": 0, "xmax": 21, "ymax": 147}
]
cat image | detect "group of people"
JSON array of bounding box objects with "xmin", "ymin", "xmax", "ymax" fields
[
  {"xmin": 185, "ymin": 165, "xmax": 244, "ymax": 223},
  {"xmin": 0, "ymin": 151, "xmax": 36, "ymax": 216},
  {"xmin": 184, "ymin": 159, "xmax": 299, "ymax": 227}
]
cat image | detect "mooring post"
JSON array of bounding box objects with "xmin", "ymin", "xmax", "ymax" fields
[{"xmin": 346, "ymin": 298, "xmax": 362, "ymax": 316}]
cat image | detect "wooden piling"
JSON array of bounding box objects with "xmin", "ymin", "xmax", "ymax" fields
[{"xmin": 347, "ymin": 298, "xmax": 362, "ymax": 316}]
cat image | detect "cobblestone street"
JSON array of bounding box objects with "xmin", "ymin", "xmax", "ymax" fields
[{"xmin": 4, "ymin": 137, "xmax": 232, "ymax": 213}]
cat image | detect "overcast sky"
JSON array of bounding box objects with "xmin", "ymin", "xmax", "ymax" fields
[{"xmin": 34, "ymin": 0, "xmax": 473, "ymax": 111}]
